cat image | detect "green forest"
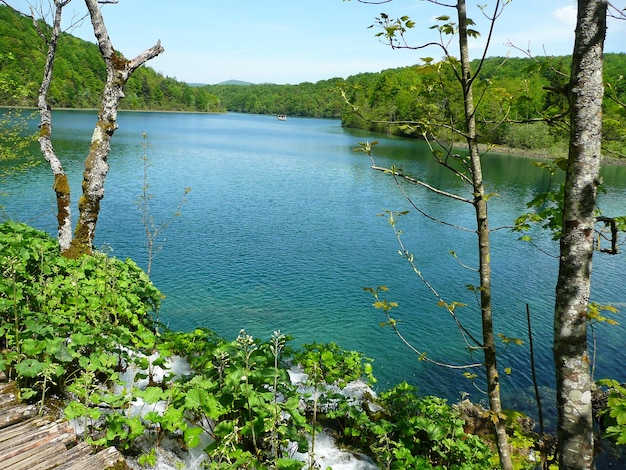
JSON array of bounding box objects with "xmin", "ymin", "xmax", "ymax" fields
[
  {"xmin": 206, "ymin": 54, "xmax": 626, "ymax": 158},
  {"xmin": 1, "ymin": 4, "xmax": 625, "ymax": 157},
  {"xmin": 0, "ymin": 5, "xmax": 223, "ymax": 112}
]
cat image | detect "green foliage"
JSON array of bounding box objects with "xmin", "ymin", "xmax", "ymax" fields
[
  {"xmin": 338, "ymin": 54, "xmax": 626, "ymax": 157},
  {"xmin": 0, "ymin": 221, "xmax": 160, "ymax": 410},
  {"xmin": 513, "ymin": 157, "xmax": 626, "ymax": 251},
  {"xmin": 329, "ymin": 382, "xmax": 497, "ymax": 469},
  {"xmin": 204, "ymin": 80, "xmax": 346, "ymax": 118},
  {"xmin": 498, "ymin": 122, "xmax": 557, "ymax": 151},
  {"xmin": 512, "ymin": 157, "xmax": 569, "ymax": 242},
  {"xmin": 0, "ymin": 47, "xmax": 37, "ymax": 188},
  {"xmin": 587, "ymin": 302, "xmax": 620, "ymax": 326},
  {"xmin": 0, "ymin": 51, "xmax": 36, "ymax": 180},
  {"xmin": 372, "ymin": 13, "xmax": 417, "ymax": 46},
  {"xmin": 0, "ymin": 107, "xmax": 36, "ymax": 179},
  {"xmin": 597, "ymin": 379, "xmax": 626, "ymax": 445},
  {"xmin": 0, "ymin": 5, "xmax": 223, "ymax": 112},
  {"xmin": 295, "ymin": 341, "xmax": 375, "ymax": 389},
  {"xmin": 514, "ymin": 187, "xmax": 565, "ymax": 242},
  {"xmin": 0, "ymin": 221, "xmax": 536, "ymax": 468},
  {"xmin": 182, "ymin": 329, "xmax": 309, "ymax": 467}
]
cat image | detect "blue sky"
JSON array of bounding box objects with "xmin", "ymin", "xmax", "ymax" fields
[{"xmin": 7, "ymin": 0, "xmax": 626, "ymax": 85}]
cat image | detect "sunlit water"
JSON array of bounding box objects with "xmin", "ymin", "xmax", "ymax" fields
[{"xmin": 2, "ymin": 111, "xmax": 626, "ymax": 432}]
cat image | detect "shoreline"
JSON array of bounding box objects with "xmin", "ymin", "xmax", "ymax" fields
[
  {"xmin": 471, "ymin": 142, "xmax": 626, "ymax": 166},
  {"xmin": 4, "ymin": 105, "xmax": 624, "ymax": 165},
  {"xmin": 1, "ymin": 104, "xmax": 226, "ymax": 115}
]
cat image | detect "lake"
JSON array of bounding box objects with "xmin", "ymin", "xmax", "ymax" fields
[{"xmin": 2, "ymin": 110, "xmax": 626, "ymax": 427}]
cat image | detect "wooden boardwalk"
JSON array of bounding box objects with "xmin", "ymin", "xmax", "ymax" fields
[{"xmin": 0, "ymin": 377, "xmax": 127, "ymax": 470}]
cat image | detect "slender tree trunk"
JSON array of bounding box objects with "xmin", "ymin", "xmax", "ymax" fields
[
  {"xmin": 68, "ymin": 0, "xmax": 164, "ymax": 256},
  {"xmin": 32, "ymin": 0, "xmax": 163, "ymax": 256},
  {"xmin": 456, "ymin": 2, "xmax": 512, "ymax": 469},
  {"xmin": 554, "ymin": 1, "xmax": 606, "ymax": 469},
  {"xmin": 35, "ymin": 0, "xmax": 73, "ymax": 252}
]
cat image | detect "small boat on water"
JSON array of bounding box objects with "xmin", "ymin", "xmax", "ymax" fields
[{"xmin": 277, "ymin": 114, "xmax": 287, "ymax": 121}]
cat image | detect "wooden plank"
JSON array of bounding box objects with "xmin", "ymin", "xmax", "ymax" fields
[
  {"xmin": 94, "ymin": 446, "xmax": 128, "ymax": 470},
  {"xmin": 0, "ymin": 419, "xmax": 75, "ymax": 456},
  {"xmin": 0, "ymin": 423, "xmax": 75, "ymax": 461},
  {"xmin": 26, "ymin": 442, "xmax": 94, "ymax": 470},
  {"xmin": 0, "ymin": 381, "xmax": 128, "ymax": 470},
  {"xmin": 53, "ymin": 446, "xmax": 127, "ymax": 470},
  {"xmin": 0, "ymin": 417, "xmax": 51, "ymax": 445},
  {"xmin": 0, "ymin": 404, "xmax": 37, "ymax": 428},
  {"xmin": 4, "ymin": 440, "xmax": 68, "ymax": 470}
]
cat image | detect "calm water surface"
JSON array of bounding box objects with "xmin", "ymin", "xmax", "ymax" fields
[{"xmin": 3, "ymin": 111, "xmax": 626, "ymax": 426}]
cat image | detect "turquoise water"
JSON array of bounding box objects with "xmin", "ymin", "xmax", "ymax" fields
[{"xmin": 2, "ymin": 111, "xmax": 626, "ymax": 422}]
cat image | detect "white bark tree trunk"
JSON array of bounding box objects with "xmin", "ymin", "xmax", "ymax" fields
[
  {"xmin": 35, "ymin": 0, "xmax": 73, "ymax": 252},
  {"xmin": 33, "ymin": 0, "xmax": 164, "ymax": 256},
  {"xmin": 69, "ymin": 0, "xmax": 164, "ymax": 256},
  {"xmin": 554, "ymin": 1, "xmax": 607, "ymax": 468}
]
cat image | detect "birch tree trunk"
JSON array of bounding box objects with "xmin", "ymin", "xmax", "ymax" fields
[
  {"xmin": 67, "ymin": 0, "xmax": 164, "ymax": 256},
  {"xmin": 35, "ymin": 0, "xmax": 73, "ymax": 252},
  {"xmin": 32, "ymin": 0, "xmax": 164, "ymax": 256},
  {"xmin": 456, "ymin": 2, "xmax": 512, "ymax": 469},
  {"xmin": 554, "ymin": 1, "xmax": 607, "ymax": 468}
]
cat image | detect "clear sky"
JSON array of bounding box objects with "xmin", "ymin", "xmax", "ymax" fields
[{"xmin": 6, "ymin": 0, "xmax": 626, "ymax": 85}]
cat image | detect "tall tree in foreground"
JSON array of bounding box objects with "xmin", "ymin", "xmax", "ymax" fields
[
  {"xmin": 33, "ymin": 0, "xmax": 163, "ymax": 255},
  {"xmin": 447, "ymin": 4, "xmax": 512, "ymax": 468},
  {"xmin": 554, "ymin": 1, "xmax": 607, "ymax": 468},
  {"xmin": 349, "ymin": 1, "xmax": 514, "ymax": 468}
]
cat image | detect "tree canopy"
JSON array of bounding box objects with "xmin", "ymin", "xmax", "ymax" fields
[
  {"xmin": 205, "ymin": 54, "xmax": 626, "ymax": 157},
  {"xmin": 0, "ymin": 5, "xmax": 223, "ymax": 113}
]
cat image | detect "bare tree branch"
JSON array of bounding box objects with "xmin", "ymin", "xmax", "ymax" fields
[{"xmin": 372, "ymin": 165, "xmax": 474, "ymax": 205}]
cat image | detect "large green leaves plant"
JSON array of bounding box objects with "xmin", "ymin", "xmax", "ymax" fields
[{"xmin": 0, "ymin": 220, "xmax": 160, "ymax": 408}]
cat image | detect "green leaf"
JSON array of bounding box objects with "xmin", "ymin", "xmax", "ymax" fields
[
  {"xmin": 184, "ymin": 387, "xmax": 207, "ymax": 410},
  {"xmin": 183, "ymin": 426, "xmax": 203, "ymax": 448},
  {"xmin": 47, "ymin": 337, "xmax": 74, "ymax": 362},
  {"xmin": 276, "ymin": 458, "xmax": 306, "ymax": 469},
  {"xmin": 21, "ymin": 338, "xmax": 46, "ymax": 356},
  {"xmin": 64, "ymin": 400, "xmax": 87, "ymax": 420},
  {"xmin": 125, "ymin": 415, "xmax": 146, "ymax": 440},
  {"xmin": 139, "ymin": 386, "xmax": 164, "ymax": 404},
  {"xmin": 15, "ymin": 358, "xmax": 46, "ymax": 378}
]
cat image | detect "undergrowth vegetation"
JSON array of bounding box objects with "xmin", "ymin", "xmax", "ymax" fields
[{"xmin": 0, "ymin": 220, "xmax": 546, "ymax": 469}]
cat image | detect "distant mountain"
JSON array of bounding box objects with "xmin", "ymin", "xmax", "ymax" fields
[
  {"xmin": 216, "ymin": 80, "xmax": 253, "ymax": 86},
  {"xmin": 188, "ymin": 80, "xmax": 254, "ymax": 87}
]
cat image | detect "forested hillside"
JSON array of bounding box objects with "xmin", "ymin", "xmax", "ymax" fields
[
  {"xmin": 0, "ymin": 5, "xmax": 223, "ymax": 112},
  {"xmin": 204, "ymin": 80, "xmax": 346, "ymax": 119},
  {"xmin": 339, "ymin": 55, "xmax": 626, "ymax": 157},
  {"xmin": 206, "ymin": 54, "xmax": 626, "ymax": 157},
  {"xmin": 1, "ymin": 3, "xmax": 624, "ymax": 156}
]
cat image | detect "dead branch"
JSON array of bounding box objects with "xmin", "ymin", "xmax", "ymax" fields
[{"xmin": 595, "ymin": 215, "xmax": 620, "ymax": 254}]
